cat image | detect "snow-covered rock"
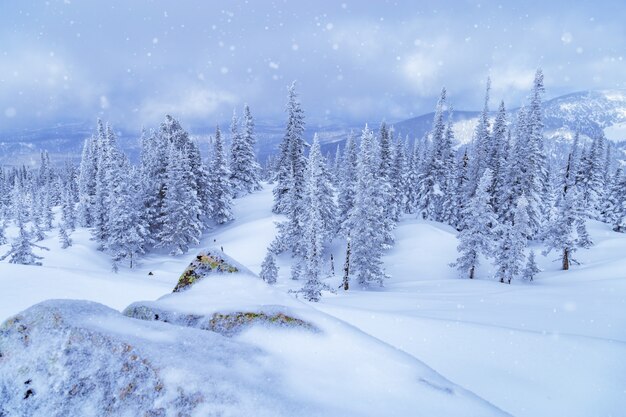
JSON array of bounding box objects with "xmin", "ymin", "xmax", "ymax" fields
[{"xmin": 0, "ymin": 299, "xmax": 296, "ymax": 417}]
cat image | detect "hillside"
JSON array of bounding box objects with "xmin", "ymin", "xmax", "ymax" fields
[{"xmin": 1, "ymin": 185, "xmax": 624, "ymax": 416}]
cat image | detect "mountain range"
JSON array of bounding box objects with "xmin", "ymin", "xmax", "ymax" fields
[{"xmin": 1, "ymin": 89, "xmax": 625, "ymax": 167}]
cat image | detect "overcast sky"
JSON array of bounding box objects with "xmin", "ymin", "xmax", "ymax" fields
[{"xmin": 1, "ymin": 0, "xmax": 624, "ymax": 131}]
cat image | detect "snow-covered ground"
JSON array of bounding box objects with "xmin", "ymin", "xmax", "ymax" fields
[{"xmin": 1, "ymin": 185, "xmax": 625, "ymax": 416}]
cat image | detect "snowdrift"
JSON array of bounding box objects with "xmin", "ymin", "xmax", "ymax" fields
[{"xmin": 0, "ymin": 248, "xmax": 508, "ymax": 416}]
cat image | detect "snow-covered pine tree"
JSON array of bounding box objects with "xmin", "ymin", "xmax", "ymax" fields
[
  {"xmin": 466, "ymin": 78, "xmax": 492, "ymax": 199},
  {"xmin": 60, "ymin": 181, "xmax": 76, "ymax": 231},
  {"xmin": 300, "ymin": 134, "xmax": 336, "ymax": 301},
  {"xmin": 348, "ymin": 125, "xmax": 388, "ymax": 287},
  {"xmin": 521, "ymin": 250, "xmax": 540, "ymax": 281},
  {"xmin": 209, "ymin": 125, "xmax": 234, "ymax": 224},
  {"xmin": 58, "ymin": 222, "xmax": 72, "ymax": 249},
  {"xmin": 92, "ymin": 120, "xmax": 111, "ymax": 246},
  {"xmin": 230, "ymin": 106, "xmax": 262, "ymax": 196},
  {"xmin": 78, "ymin": 137, "xmax": 96, "ymax": 227},
  {"xmin": 417, "ymin": 88, "xmax": 454, "ymax": 222},
  {"xmin": 451, "ymin": 169, "xmax": 497, "ymax": 279},
  {"xmin": 606, "ymin": 169, "xmax": 626, "ymax": 232},
  {"xmin": 389, "ymin": 136, "xmax": 408, "ymax": 222},
  {"xmin": 301, "ymin": 134, "xmax": 336, "ymax": 244},
  {"xmin": 107, "ymin": 160, "xmax": 149, "ymax": 269},
  {"xmin": 494, "ymin": 195, "xmax": 529, "ymax": 284},
  {"xmin": 156, "ymin": 142, "xmax": 203, "ymax": 256},
  {"xmin": 490, "ymin": 101, "xmax": 509, "ymax": 215},
  {"xmin": 439, "ymin": 116, "xmax": 458, "ymax": 224},
  {"xmin": 337, "ymin": 130, "xmax": 358, "ymax": 236},
  {"xmin": 0, "ymin": 218, "xmax": 7, "ymax": 246},
  {"xmin": 542, "ymin": 184, "xmax": 592, "ymax": 270},
  {"xmin": 404, "ymin": 139, "xmax": 421, "ymax": 214},
  {"xmin": 260, "ymin": 250, "xmax": 278, "ymax": 284},
  {"xmin": 578, "ymin": 133, "xmax": 607, "ymax": 218},
  {"xmin": 448, "ymin": 150, "xmax": 470, "ymax": 230},
  {"xmin": 273, "ymin": 81, "xmax": 306, "ymax": 214},
  {"xmin": 1, "ymin": 189, "xmax": 48, "ymax": 265},
  {"xmin": 525, "ymin": 69, "xmax": 549, "ymax": 235}
]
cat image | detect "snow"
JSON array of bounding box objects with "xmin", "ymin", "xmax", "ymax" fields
[
  {"xmin": 1, "ymin": 185, "xmax": 626, "ymax": 416},
  {"xmin": 604, "ymin": 121, "xmax": 626, "ymax": 141}
]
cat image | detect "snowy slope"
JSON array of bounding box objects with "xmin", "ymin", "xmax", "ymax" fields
[{"xmin": 1, "ymin": 185, "xmax": 625, "ymax": 416}]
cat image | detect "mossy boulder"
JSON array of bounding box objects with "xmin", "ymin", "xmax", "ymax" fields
[{"xmin": 173, "ymin": 249, "xmax": 241, "ymax": 292}]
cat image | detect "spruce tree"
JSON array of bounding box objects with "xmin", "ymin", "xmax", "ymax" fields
[
  {"xmin": 348, "ymin": 125, "xmax": 388, "ymax": 287},
  {"xmin": 337, "ymin": 131, "xmax": 358, "ymax": 236},
  {"xmin": 260, "ymin": 250, "xmax": 278, "ymax": 284},
  {"xmin": 273, "ymin": 81, "xmax": 306, "ymax": 214},
  {"xmin": 417, "ymin": 88, "xmax": 454, "ymax": 222},
  {"xmin": 230, "ymin": 106, "xmax": 261, "ymax": 195},
  {"xmin": 58, "ymin": 222, "xmax": 72, "ymax": 249},
  {"xmin": 494, "ymin": 196, "xmax": 529, "ymax": 284},
  {"xmin": 157, "ymin": 142, "xmax": 203, "ymax": 255},
  {"xmin": 209, "ymin": 125, "xmax": 234, "ymax": 224},
  {"xmin": 300, "ymin": 135, "xmax": 336, "ymax": 301},
  {"xmin": 522, "ymin": 250, "xmax": 540, "ymax": 281},
  {"xmin": 451, "ymin": 169, "xmax": 497, "ymax": 279}
]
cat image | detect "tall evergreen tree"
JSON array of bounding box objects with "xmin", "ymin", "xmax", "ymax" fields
[
  {"xmin": 209, "ymin": 125, "xmax": 234, "ymax": 224},
  {"xmin": 451, "ymin": 169, "xmax": 497, "ymax": 279},
  {"xmin": 348, "ymin": 125, "xmax": 388, "ymax": 287},
  {"xmin": 337, "ymin": 131, "xmax": 358, "ymax": 236},
  {"xmin": 494, "ymin": 196, "xmax": 529, "ymax": 284},
  {"xmin": 417, "ymin": 88, "xmax": 454, "ymax": 222},
  {"xmin": 157, "ymin": 143, "xmax": 203, "ymax": 255},
  {"xmin": 260, "ymin": 250, "xmax": 278, "ymax": 284},
  {"xmin": 230, "ymin": 105, "xmax": 262, "ymax": 195},
  {"xmin": 273, "ymin": 81, "xmax": 306, "ymax": 214}
]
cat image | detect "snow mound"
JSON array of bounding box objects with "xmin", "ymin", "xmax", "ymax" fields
[
  {"xmin": 172, "ymin": 248, "xmax": 254, "ymax": 292},
  {"xmin": 126, "ymin": 274, "xmax": 317, "ymax": 336},
  {"xmin": 0, "ymin": 299, "xmax": 297, "ymax": 417}
]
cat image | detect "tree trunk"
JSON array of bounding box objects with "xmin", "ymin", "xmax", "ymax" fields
[
  {"xmin": 469, "ymin": 265, "xmax": 475, "ymax": 280},
  {"xmin": 342, "ymin": 241, "xmax": 351, "ymax": 291},
  {"xmin": 562, "ymin": 248, "xmax": 569, "ymax": 270}
]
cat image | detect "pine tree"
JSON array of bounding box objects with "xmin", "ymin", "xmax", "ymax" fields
[
  {"xmin": 300, "ymin": 135, "xmax": 336, "ymax": 301},
  {"xmin": 107, "ymin": 161, "xmax": 148, "ymax": 269},
  {"xmin": 0, "ymin": 219, "xmax": 7, "ymax": 246},
  {"xmin": 260, "ymin": 250, "xmax": 278, "ymax": 284},
  {"xmin": 494, "ymin": 196, "xmax": 529, "ymax": 284},
  {"xmin": 337, "ymin": 131, "xmax": 358, "ymax": 236},
  {"xmin": 578, "ymin": 133, "xmax": 607, "ymax": 218},
  {"xmin": 348, "ymin": 125, "xmax": 388, "ymax": 287},
  {"xmin": 451, "ymin": 169, "xmax": 497, "ymax": 279},
  {"xmin": 389, "ymin": 136, "xmax": 408, "ymax": 222},
  {"xmin": 543, "ymin": 184, "xmax": 591, "ymax": 270},
  {"xmin": 58, "ymin": 222, "xmax": 72, "ymax": 249},
  {"xmin": 404, "ymin": 139, "xmax": 421, "ymax": 214},
  {"xmin": 467, "ymin": 78, "xmax": 492, "ymax": 199},
  {"xmin": 417, "ymin": 88, "xmax": 454, "ymax": 222},
  {"xmin": 273, "ymin": 81, "xmax": 306, "ymax": 214},
  {"xmin": 1, "ymin": 212, "xmax": 47, "ymax": 266},
  {"xmin": 61, "ymin": 183, "xmax": 76, "ymax": 231},
  {"xmin": 230, "ymin": 105, "xmax": 261, "ymax": 195},
  {"xmin": 209, "ymin": 125, "xmax": 234, "ymax": 224},
  {"xmin": 491, "ymin": 101, "xmax": 509, "ymax": 215},
  {"xmin": 522, "ymin": 250, "xmax": 540, "ymax": 281},
  {"xmin": 157, "ymin": 142, "xmax": 203, "ymax": 255}
]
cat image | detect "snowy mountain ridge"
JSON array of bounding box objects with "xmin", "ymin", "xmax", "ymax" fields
[{"xmin": 1, "ymin": 89, "xmax": 625, "ymax": 167}]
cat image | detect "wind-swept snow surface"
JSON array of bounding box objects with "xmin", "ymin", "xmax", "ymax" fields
[{"xmin": 1, "ymin": 185, "xmax": 625, "ymax": 416}]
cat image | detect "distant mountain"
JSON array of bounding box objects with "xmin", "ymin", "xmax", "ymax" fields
[{"xmin": 1, "ymin": 90, "xmax": 625, "ymax": 167}]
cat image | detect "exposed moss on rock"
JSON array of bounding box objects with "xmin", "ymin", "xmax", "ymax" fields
[
  {"xmin": 173, "ymin": 251, "xmax": 239, "ymax": 293},
  {"xmin": 124, "ymin": 304, "xmax": 316, "ymax": 337}
]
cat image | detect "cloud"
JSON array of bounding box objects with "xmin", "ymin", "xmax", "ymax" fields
[{"xmin": 139, "ymin": 87, "xmax": 238, "ymax": 126}]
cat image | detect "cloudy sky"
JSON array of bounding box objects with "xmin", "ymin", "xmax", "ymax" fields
[{"xmin": 1, "ymin": 0, "xmax": 624, "ymax": 131}]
